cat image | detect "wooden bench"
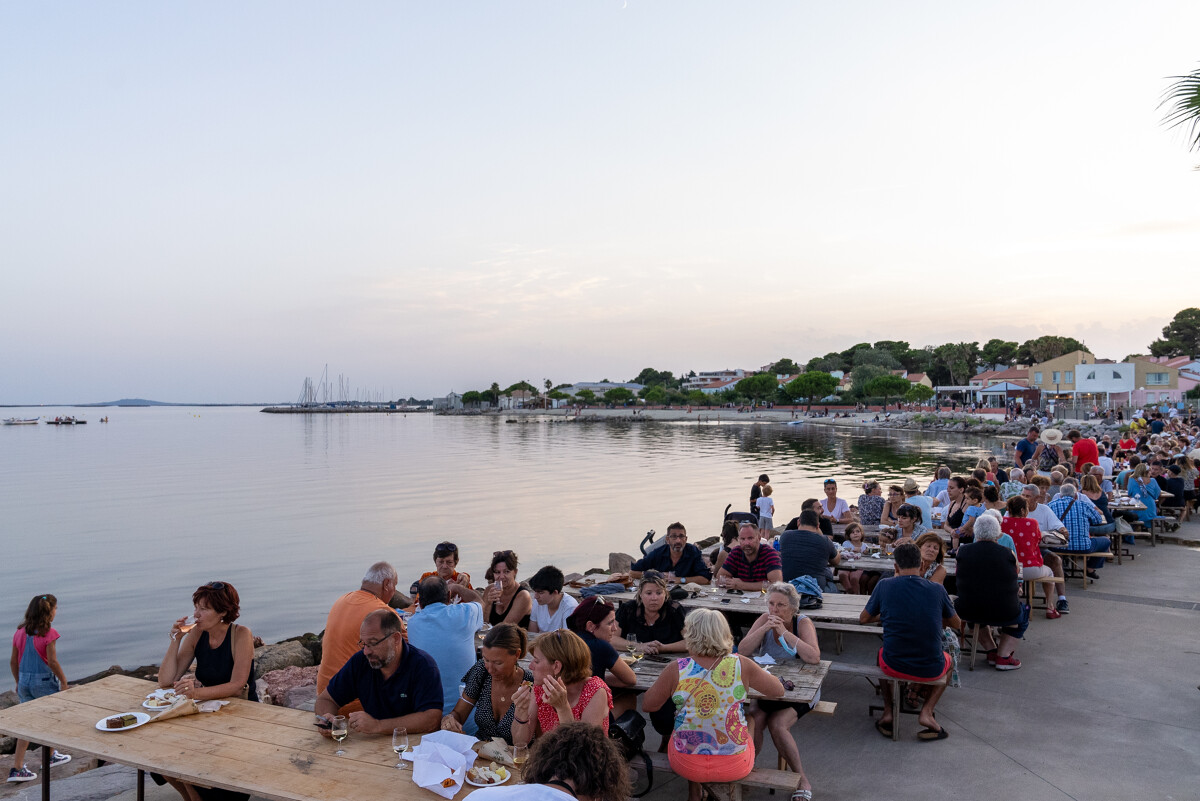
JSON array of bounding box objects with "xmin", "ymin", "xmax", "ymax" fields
[
  {"xmin": 1022, "ymin": 575, "xmax": 1060, "ymax": 610},
  {"xmin": 637, "ymin": 750, "xmax": 800, "ymax": 800},
  {"xmin": 827, "ymin": 662, "xmax": 948, "ymax": 741},
  {"xmin": 814, "ymin": 621, "xmax": 882, "ymax": 654},
  {"xmin": 1051, "ymin": 550, "xmax": 1115, "ymax": 589}
]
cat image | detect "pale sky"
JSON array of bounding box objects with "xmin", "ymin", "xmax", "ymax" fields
[{"xmin": 3, "ymin": 1, "xmax": 1199, "ymax": 403}]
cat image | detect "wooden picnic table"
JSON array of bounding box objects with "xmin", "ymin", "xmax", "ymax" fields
[
  {"xmin": 836, "ymin": 555, "xmax": 958, "ymax": 576},
  {"xmin": 0, "ymin": 675, "xmax": 498, "ymax": 801}
]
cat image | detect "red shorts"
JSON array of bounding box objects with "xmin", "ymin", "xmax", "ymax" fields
[{"xmin": 877, "ymin": 648, "xmax": 951, "ymax": 682}]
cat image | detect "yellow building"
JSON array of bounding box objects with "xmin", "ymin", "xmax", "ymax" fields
[{"xmin": 1028, "ymin": 350, "xmax": 1095, "ymax": 398}]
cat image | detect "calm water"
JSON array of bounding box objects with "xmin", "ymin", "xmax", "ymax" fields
[{"xmin": 1, "ymin": 407, "xmax": 1006, "ymax": 677}]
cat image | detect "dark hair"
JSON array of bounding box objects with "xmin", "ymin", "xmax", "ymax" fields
[
  {"xmin": 566, "ymin": 596, "xmax": 614, "ymax": 634},
  {"xmin": 363, "ymin": 608, "xmax": 403, "ymax": 637},
  {"xmin": 485, "ymin": 550, "xmax": 519, "ymax": 581},
  {"xmin": 948, "ymin": 476, "xmax": 967, "ymax": 491},
  {"xmin": 529, "ymin": 566, "xmax": 565, "ymax": 594},
  {"xmin": 801, "ymin": 498, "xmax": 819, "ymax": 511},
  {"xmin": 433, "ymin": 541, "xmax": 459, "ymax": 562},
  {"xmin": 914, "ymin": 532, "xmax": 944, "ymax": 564},
  {"xmin": 20, "ymin": 595, "xmax": 56, "ymax": 637},
  {"xmin": 893, "ymin": 542, "xmax": 921, "ymax": 570},
  {"xmin": 798, "ymin": 509, "xmax": 821, "ymax": 529},
  {"xmin": 192, "ymin": 582, "xmax": 240, "ymax": 624},
  {"xmin": 482, "ymin": 622, "xmax": 527, "ymax": 658},
  {"xmin": 983, "ymin": 485, "xmax": 1000, "ymax": 503},
  {"xmin": 666, "ymin": 522, "xmax": 686, "ymax": 536},
  {"xmin": 971, "ymin": 469, "xmax": 987, "ymax": 483},
  {"xmin": 418, "ymin": 576, "xmax": 448, "ymax": 607},
  {"xmin": 758, "ymin": 474, "xmax": 770, "ymax": 483},
  {"xmin": 720, "ymin": 519, "xmax": 739, "ymax": 547},
  {"xmin": 896, "ymin": 504, "xmax": 923, "ymax": 525},
  {"xmin": 524, "ymin": 722, "xmax": 632, "ymax": 801},
  {"xmin": 1006, "ymin": 496, "xmax": 1027, "ymax": 517},
  {"xmin": 965, "ymin": 487, "xmax": 984, "ymax": 503}
]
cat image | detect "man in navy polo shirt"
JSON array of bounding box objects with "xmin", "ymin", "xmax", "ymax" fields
[
  {"xmin": 315, "ymin": 609, "xmax": 443, "ymax": 735},
  {"xmin": 628, "ymin": 522, "xmax": 712, "ymax": 585}
]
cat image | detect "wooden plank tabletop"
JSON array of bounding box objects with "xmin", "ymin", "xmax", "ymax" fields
[{"xmin": 0, "ymin": 675, "xmax": 497, "ymax": 800}]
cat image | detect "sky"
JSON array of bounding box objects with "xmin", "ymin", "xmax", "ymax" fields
[{"xmin": 3, "ymin": 1, "xmax": 1199, "ymax": 404}]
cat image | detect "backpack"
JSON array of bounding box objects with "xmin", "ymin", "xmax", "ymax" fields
[{"xmin": 608, "ymin": 710, "xmax": 653, "ymax": 797}]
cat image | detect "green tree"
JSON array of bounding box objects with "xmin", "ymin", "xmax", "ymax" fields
[
  {"xmin": 461, "ymin": 390, "xmax": 484, "ymax": 406},
  {"xmin": 784, "ymin": 371, "xmax": 840, "ymax": 411},
  {"xmin": 735, "ymin": 373, "xmax": 779, "ymax": 403},
  {"xmin": 576, "ymin": 388, "xmax": 596, "ymax": 405},
  {"xmin": 980, "ymin": 338, "xmax": 1019, "ymax": 368},
  {"xmin": 504, "ymin": 380, "xmax": 538, "ymax": 396},
  {"xmin": 806, "ymin": 352, "xmax": 847, "ymax": 373},
  {"xmin": 865, "ymin": 374, "xmax": 913, "ymax": 407},
  {"xmin": 630, "ymin": 368, "xmax": 677, "ymax": 387},
  {"xmin": 487, "ymin": 382, "xmax": 501, "ymax": 406},
  {"xmin": 1161, "ymin": 66, "xmax": 1200, "ymax": 163},
  {"xmin": 905, "ymin": 384, "xmax": 935, "ymax": 404},
  {"xmin": 686, "ymin": 389, "xmax": 708, "ymax": 406},
  {"xmin": 932, "ymin": 342, "xmax": 981, "ymax": 385},
  {"xmin": 872, "ymin": 341, "xmax": 912, "ymax": 366},
  {"xmin": 604, "ymin": 387, "xmax": 635, "ymax": 405},
  {"xmin": 768, "ymin": 358, "xmax": 801, "ymax": 375},
  {"xmin": 850, "ymin": 364, "xmax": 888, "ymax": 397},
  {"xmin": 852, "ymin": 347, "xmax": 902, "ymax": 370},
  {"xmin": 1149, "ymin": 307, "xmax": 1200, "ymax": 357},
  {"xmin": 642, "ymin": 385, "xmax": 668, "ymax": 405},
  {"xmin": 1016, "ymin": 336, "xmax": 1086, "ymax": 365}
]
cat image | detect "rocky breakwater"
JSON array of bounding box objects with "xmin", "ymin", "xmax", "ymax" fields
[{"xmin": 875, "ymin": 412, "xmax": 1126, "ymax": 439}]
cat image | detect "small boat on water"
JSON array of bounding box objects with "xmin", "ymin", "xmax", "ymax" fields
[
  {"xmin": 45, "ymin": 416, "xmax": 87, "ymax": 425},
  {"xmin": 2, "ymin": 417, "xmax": 40, "ymax": 425}
]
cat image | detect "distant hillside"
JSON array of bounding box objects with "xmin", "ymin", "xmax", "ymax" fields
[{"xmin": 93, "ymin": 399, "xmax": 171, "ymax": 407}]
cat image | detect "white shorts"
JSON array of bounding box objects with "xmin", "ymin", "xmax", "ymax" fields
[{"xmin": 1020, "ymin": 565, "xmax": 1054, "ymax": 580}]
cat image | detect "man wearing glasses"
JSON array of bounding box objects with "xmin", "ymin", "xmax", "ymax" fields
[
  {"xmin": 316, "ymin": 562, "xmax": 402, "ymax": 711},
  {"xmin": 627, "ymin": 523, "xmax": 712, "ymax": 585},
  {"xmin": 315, "ymin": 609, "xmax": 443, "ymax": 735}
]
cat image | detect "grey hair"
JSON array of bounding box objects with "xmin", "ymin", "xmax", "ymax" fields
[
  {"xmin": 767, "ymin": 582, "xmax": 800, "ymax": 613},
  {"xmin": 1058, "ymin": 483, "xmax": 1077, "ymax": 498},
  {"xmin": 973, "ymin": 514, "xmax": 1001, "ymax": 542},
  {"xmin": 363, "ymin": 561, "xmax": 398, "ymax": 585}
]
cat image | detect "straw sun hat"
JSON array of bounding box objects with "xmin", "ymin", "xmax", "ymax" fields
[{"xmin": 1040, "ymin": 428, "xmax": 1064, "ymax": 445}]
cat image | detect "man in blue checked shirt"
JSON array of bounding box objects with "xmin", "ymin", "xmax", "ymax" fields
[{"xmin": 1049, "ymin": 484, "xmax": 1108, "ymax": 579}]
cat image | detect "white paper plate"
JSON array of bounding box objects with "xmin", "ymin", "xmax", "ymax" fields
[
  {"xmin": 96, "ymin": 712, "xmax": 151, "ymax": 731},
  {"xmin": 466, "ymin": 768, "xmax": 510, "ymax": 787},
  {"xmin": 143, "ymin": 690, "xmax": 180, "ymax": 710}
]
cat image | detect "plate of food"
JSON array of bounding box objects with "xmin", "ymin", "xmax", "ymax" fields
[
  {"xmin": 96, "ymin": 712, "xmax": 151, "ymax": 732},
  {"xmin": 466, "ymin": 764, "xmax": 510, "ymax": 787},
  {"xmin": 143, "ymin": 690, "xmax": 180, "ymax": 710}
]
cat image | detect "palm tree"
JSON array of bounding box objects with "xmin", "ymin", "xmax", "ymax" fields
[{"xmin": 1161, "ymin": 65, "xmax": 1200, "ymax": 162}]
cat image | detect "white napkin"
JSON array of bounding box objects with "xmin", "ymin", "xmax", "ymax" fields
[
  {"xmin": 407, "ymin": 730, "xmax": 479, "ymax": 799},
  {"xmin": 753, "ymin": 654, "xmax": 777, "ymax": 665}
]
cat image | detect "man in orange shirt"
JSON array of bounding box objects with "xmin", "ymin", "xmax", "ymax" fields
[{"xmin": 317, "ymin": 562, "xmax": 401, "ymax": 712}]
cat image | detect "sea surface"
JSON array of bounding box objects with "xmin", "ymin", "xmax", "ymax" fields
[{"xmin": 1, "ymin": 407, "xmax": 1009, "ymax": 678}]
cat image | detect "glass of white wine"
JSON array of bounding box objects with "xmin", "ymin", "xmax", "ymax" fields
[
  {"xmin": 331, "ymin": 715, "xmax": 348, "ymax": 756},
  {"xmin": 392, "ymin": 727, "xmax": 409, "ymax": 770},
  {"xmin": 512, "ymin": 743, "xmax": 528, "ymax": 779}
]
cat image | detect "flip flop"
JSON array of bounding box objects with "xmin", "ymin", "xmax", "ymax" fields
[
  {"xmin": 917, "ymin": 726, "xmax": 948, "ymax": 741},
  {"xmin": 875, "ymin": 719, "xmax": 893, "ymax": 738}
]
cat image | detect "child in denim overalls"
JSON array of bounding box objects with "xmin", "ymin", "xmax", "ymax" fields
[{"xmin": 7, "ymin": 595, "xmax": 71, "ymax": 783}]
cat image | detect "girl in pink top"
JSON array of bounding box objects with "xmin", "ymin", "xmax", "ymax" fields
[{"xmin": 9, "ymin": 595, "xmax": 71, "ymax": 783}]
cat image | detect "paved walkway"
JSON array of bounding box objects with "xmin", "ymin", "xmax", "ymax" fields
[{"xmin": 8, "ymin": 527, "xmax": 1200, "ymax": 801}]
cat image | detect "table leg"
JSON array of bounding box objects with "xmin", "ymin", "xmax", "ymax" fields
[
  {"xmin": 41, "ymin": 745, "xmax": 50, "ymax": 801},
  {"xmin": 137, "ymin": 769, "xmax": 145, "ymax": 801}
]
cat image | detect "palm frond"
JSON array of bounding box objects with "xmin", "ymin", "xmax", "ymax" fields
[{"xmin": 1160, "ymin": 66, "xmax": 1200, "ymax": 152}]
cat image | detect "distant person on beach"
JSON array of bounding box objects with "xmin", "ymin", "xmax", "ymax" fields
[
  {"xmin": 8, "ymin": 595, "xmax": 71, "ymax": 784},
  {"xmin": 410, "ymin": 541, "xmax": 472, "ymax": 596},
  {"xmin": 528, "ymin": 566, "xmax": 579, "ymax": 632},
  {"xmin": 407, "ymin": 576, "xmax": 484, "ymax": 726},
  {"xmin": 627, "ymin": 522, "xmax": 712, "ymax": 585},
  {"xmin": 756, "ymin": 485, "xmax": 775, "ymax": 533},
  {"xmin": 750, "ymin": 473, "xmax": 769, "ymax": 515},
  {"xmin": 317, "ymin": 562, "xmax": 401, "ymax": 709},
  {"xmin": 316, "ymin": 609, "xmax": 443, "ymax": 735}
]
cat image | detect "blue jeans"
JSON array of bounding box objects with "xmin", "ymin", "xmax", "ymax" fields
[
  {"xmin": 1087, "ymin": 536, "xmax": 1111, "ymax": 570},
  {"xmin": 17, "ymin": 672, "xmax": 59, "ymax": 703},
  {"xmin": 1090, "ymin": 523, "xmax": 1116, "ymax": 536}
]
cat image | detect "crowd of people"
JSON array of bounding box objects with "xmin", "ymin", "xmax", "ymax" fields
[{"xmin": 8, "ymin": 412, "xmax": 1196, "ymax": 800}]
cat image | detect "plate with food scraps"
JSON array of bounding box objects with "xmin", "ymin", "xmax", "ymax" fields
[
  {"xmin": 143, "ymin": 690, "xmax": 180, "ymax": 710},
  {"xmin": 466, "ymin": 764, "xmax": 510, "ymax": 787},
  {"xmin": 96, "ymin": 712, "xmax": 151, "ymax": 732}
]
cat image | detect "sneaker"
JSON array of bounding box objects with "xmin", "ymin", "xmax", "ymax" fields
[
  {"xmin": 1056, "ymin": 598, "xmax": 1070, "ymax": 614},
  {"xmin": 994, "ymin": 654, "xmax": 1022, "ymax": 671},
  {"xmin": 50, "ymin": 752, "xmax": 71, "ymax": 767},
  {"xmin": 985, "ymin": 649, "xmax": 997, "ymax": 665},
  {"xmin": 1046, "ymin": 608, "xmax": 1061, "ymax": 619},
  {"xmin": 7, "ymin": 767, "xmax": 37, "ymax": 783}
]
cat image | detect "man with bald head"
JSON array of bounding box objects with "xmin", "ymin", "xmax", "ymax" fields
[{"xmin": 317, "ymin": 562, "xmax": 402, "ymax": 707}]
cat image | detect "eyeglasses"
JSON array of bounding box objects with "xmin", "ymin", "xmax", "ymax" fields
[
  {"xmin": 357, "ymin": 635, "xmax": 392, "ymax": 650},
  {"xmin": 205, "ymin": 582, "xmax": 226, "ymax": 590}
]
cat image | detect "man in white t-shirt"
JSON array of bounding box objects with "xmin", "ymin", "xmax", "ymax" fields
[{"xmin": 528, "ymin": 566, "xmax": 578, "ymax": 633}]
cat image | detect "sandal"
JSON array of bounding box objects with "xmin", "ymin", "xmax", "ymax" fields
[
  {"xmin": 874, "ymin": 719, "xmax": 893, "ymax": 738},
  {"xmin": 791, "ymin": 791, "xmax": 813, "ymax": 801}
]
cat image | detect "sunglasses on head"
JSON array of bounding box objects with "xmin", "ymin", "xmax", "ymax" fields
[
  {"xmin": 434, "ymin": 542, "xmax": 458, "ymax": 556},
  {"xmin": 205, "ymin": 581, "xmax": 226, "ymax": 590}
]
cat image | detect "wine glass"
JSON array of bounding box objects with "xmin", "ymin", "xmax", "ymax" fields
[
  {"xmin": 626, "ymin": 634, "xmax": 638, "ymax": 659},
  {"xmin": 511, "ymin": 744, "xmax": 528, "ymax": 779},
  {"xmin": 392, "ymin": 728, "xmax": 409, "ymax": 770},
  {"xmin": 331, "ymin": 716, "xmax": 348, "ymax": 756},
  {"xmin": 178, "ymin": 615, "xmax": 196, "ymax": 634},
  {"xmin": 760, "ymin": 581, "xmax": 769, "ymax": 596}
]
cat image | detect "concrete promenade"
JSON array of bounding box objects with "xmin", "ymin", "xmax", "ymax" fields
[{"xmin": 7, "ymin": 528, "xmax": 1199, "ymax": 801}]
